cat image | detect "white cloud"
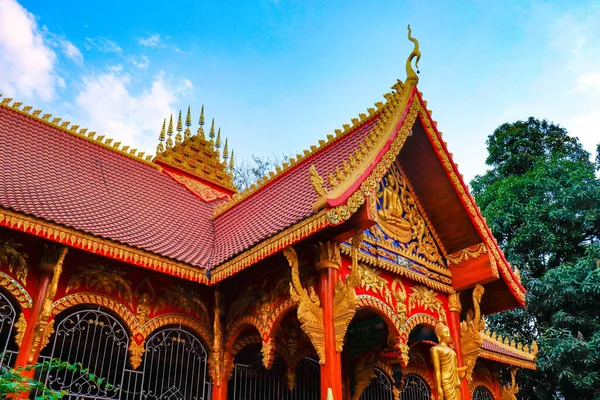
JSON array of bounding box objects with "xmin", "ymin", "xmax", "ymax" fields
[
  {"xmin": 74, "ymin": 69, "xmax": 194, "ymax": 155},
  {"xmin": 85, "ymin": 37, "xmax": 122, "ymax": 53},
  {"xmin": 60, "ymin": 39, "xmax": 84, "ymax": 64},
  {"xmin": 139, "ymin": 34, "xmax": 161, "ymax": 47},
  {"xmin": 0, "ymin": 0, "xmax": 60, "ymax": 100},
  {"xmin": 130, "ymin": 55, "xmax": 150, "ymax": 69}
]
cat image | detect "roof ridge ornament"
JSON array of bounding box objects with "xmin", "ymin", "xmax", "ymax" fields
[{"xmin": 406, "ymin": 25, "xmax": 420, "ymax": 84}]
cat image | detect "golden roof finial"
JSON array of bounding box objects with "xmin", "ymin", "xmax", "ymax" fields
[
  {"xmin": 229, "ymin": 149, "xmax": 235, "ymax": 172},
  {"xmin": 197, "ymin": 105, "xmax": 205, "ymax": 138},
  {"xmin": 166, "ymin": 114, "xmax": 174, "ymax": 149},
  {"xmin": 223, "ymin": 138, "xmax": 229, "ymax": 161},
  {"xmin": 215, "ymin": 128, "xmax": 221, "ymax": 158},
  {"xmin": 209, "ymin": 118, "xmax": 215, "ymax": 145},
  {"xmin": 157, "ymin": 118, "xmax": 166, "ymax": 153},
  {"xmin": 175, "ymin": 110, "xmax": 183, "ymax": 145},
  {"xmin": 406, "ymin": 25, "xmax": 420, "ymax": 84},
  {"xmin": 184, "ymin": 106, "xmax": 192, "ymax": 140}
]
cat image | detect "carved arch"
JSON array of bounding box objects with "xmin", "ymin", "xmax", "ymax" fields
[
  {"xmin": 264, "ymin": 298, "xmax": 297, "ymax": 341},
  {"xmin": 0, "ymin": 271, "xmax": 32, "ymax": 310},
  {"xmin": 357, "ymin": 295, "xmax": 403, "ymax": 338},
  {"xmin": 402, "ymin": 368, "xmax": 434, "ymax": 394},
  {"xmin": 52, "ymin": 292, "xmax": 138, "ymax": 335},
  {"xmin": 472, "ymin": 381, "xmax": 496, "ymax": 399},
  {"xmin": 224, "ymin": 314, "xmax": 273, "ymax": 369},
  {"xmin": 142, "ymin": 313, "xmax": 213, "ymax": 350},
  {"xmin": 223, "ymin": 334, "xmax": 262, "ymax": 383}
]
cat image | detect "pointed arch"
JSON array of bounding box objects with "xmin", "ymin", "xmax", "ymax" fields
[
  {"xmin": 142, "ymin": 313, "xmax": 213, "ymax": 350},
  {"xmin": 357, "ymin": 295, "xmax": 403, "ymax": 339},
  {"xmin": 0, "ymin": 271, "xmax": 32, "ymax": 310}
]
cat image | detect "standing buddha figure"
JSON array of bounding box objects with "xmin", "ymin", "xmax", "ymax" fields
[{"xmin": 430, "ymin": 323, "xmax": 467, "ymax": 400}]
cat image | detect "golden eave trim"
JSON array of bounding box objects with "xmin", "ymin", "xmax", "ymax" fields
[
  {"xmin": 210, "ymin": 211, "xmax": 330, "ymax": 282},
  {"xmin": 481, "ymin": 332, "xmax": 537, "ymax": 361},
  {"xmin": 478, "ymin": 349, "xmax": 536, "ymax": 370},
  {"xmin": 0, "ymin": 207, "xmax": 208, "ymax": 284},
  {"xmin": 211, "ymin": 109, "xmax": 385, "ymax": 219},
  {"xmin": 0, "ymin": 96, "xmax": 159, "ymax": 169}
]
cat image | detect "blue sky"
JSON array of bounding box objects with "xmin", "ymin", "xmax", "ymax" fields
[{"xmin": 1, "ymin": 0, "xmax": 599, "ymax": 182}]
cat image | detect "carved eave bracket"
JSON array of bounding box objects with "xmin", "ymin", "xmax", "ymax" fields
[
  {"xmin": 284, "ymin": 246, "xmax": 326, "ymax": 364},
  {"xmin": 447, "ymin": 243, "xmax": 499, "ymax": 291},
  {"xmin": 460, "ymin": 284, "xmax": 485, "ymax": 384}
]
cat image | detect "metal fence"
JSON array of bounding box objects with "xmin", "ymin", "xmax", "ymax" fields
[
  {"xmin": 360, "ymin": 368, "xmax": 394, "ymax": 400},
  {"xmin": 0, "ymin": 289, "xmax": 17, "ymax": 369},
  {"xmin": 472, "ymin": 386, "xmax": 494, "ymax": 400},
  {"xmin": 35, "ymin": 306, "xmax": 211, "ymax": 400},
  {"xmin": 400, "ymin": 374, "xmax": 431, "ymax": 400},
  {"xmin": 229, "ymin": 357, "xmax": 319, "ymax": 400}
]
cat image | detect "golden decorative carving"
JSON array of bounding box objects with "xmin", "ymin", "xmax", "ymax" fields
[
  {"xmin": 501, "ymin": 367, "xmax": 519, "ymax": 400},
  {"xmin": 156, "ymin": 285, "xmax": 209, "ymax": 324},
  {"xmin": 408, "ymin": 285, "xmax": 447, "ymax": 323},
  {"xmin": 129, "ymin": 341, "xmax": 145, "ymax": 369},
  {"xmin": 310, "ymin": 165, "xmax": 328, "ymax": 197},
  {"xmin": 284, "ymin": 246, "xmax": 325, "ymax": 363},
  {"xmin": 210, "ymin": 289, "xmax": 224, "ymax": 386},
  {"xmin": 261, "ymin": 338, "xmax": 275, "ymax": 369},
  {"xmin": 340, "ymin": 244, "xmax": 454, "ymax": 293},
  {"xmin": 0, "ymin": 207, "xmax": 208, "ymax": 284},
  {"xmin": 356, "ymin": 264, "xmax": 407, "ymax": 324},
  {"xmin": 164, "ymin": 170, "xmax": 230, "ymax": 202},
  {"xmin": 134, "ymin": 279, "xmax": 155, "ymax": 326},
  {"xmin": 0, "ymin": 271, "xmax": 32, "ymax": 309},
  {"xmin": 460, "ymin": 285, "xmax": 485, "ymax": 384},
  {"xmin": 479, "ymin": 329, "xmax": 537, "ymax": 370},
  {"xmin": 446, "ymin": 243, "xmax": 487, "ymax": 265},
  {"xmin": 352, "ymin": 353, "xmax": 379, "ymax": 400},
  {"xmin": 317, "ymin": 241, "xmax": 341, "ymax": 270},
  {"xmin": 406, "ymin": 25, "xmax": 420, "ymax": 84},
  {"xmin": 29, "ymin": 246, "xmax": 68, "ymax": 362},
  {"xmin": 67, "ymin": 263, "xmax": 133, "ymax": 306},
  {"xmin": 448, "ymin": 292, "xmax": 461, "ymax": 313},
  {"xmin": 333, "ymin": 232, "xmax": 363, "ymax": 352},
  {"xmin": 431, "ymin": 323, "xmax": 467, "ymax": 400},
  {"xmin": 376, "ymin": 163, "xmax": 444, "ymax": 266},
  {"xmin": 0, "ymin": 236, "xmax": 28, "ymax": 284},
  {"xmin": 14, "ymin": 312, "xmax": 26, "ymax": 348}
]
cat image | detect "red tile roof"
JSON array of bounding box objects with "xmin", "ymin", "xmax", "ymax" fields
[
  {"xmin": 211, "ymin": 118, "xmax": 379, "ymax": 265},
  {"xmin": 0, "ymin": 106, "xmax": 217, "ymax": 267},
  {"xmin": 0, "ymin": 104, "xmax": 378, "ymax": 269}
]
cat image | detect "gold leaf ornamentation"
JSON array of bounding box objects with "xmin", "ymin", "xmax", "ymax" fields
[
  {"xmin": 408, "ymin": 285, "xmax": 446, "ymax": 323},
  {"xmin": 14, "ymin": 313, "xmax": 26, "ymax": 348},
  {"xmin": 0, "ymin": 271, "xmax": 32, "ymax": 309},
  {"xmin": 156, "ymin": 285, "xmax": 209, "ymax": 323},
  {"xmin": 0, "ymin": 237, "xmax": 29, "ymax": 284},
  {"xmin": 284, "ymin": 246, "xmax": 325, "ymax": 363},
  {"xmin": 460, "ymin": 284, "xmax": 485, "ymax": 383},
  {"xmin": 309, "ymin": 165, "xmax": 328, "ymax": 197},
  {"xmin": 67, "ymin": 263, "xmax": 133, "ymax": 307},
  {"xmin": 129, "ymin": 341, "xmax": 145, "ymax": 369}
]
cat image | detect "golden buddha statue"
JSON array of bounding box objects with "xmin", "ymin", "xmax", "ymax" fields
[
  {"xmin": 430, "ymin": 323, "xmax": 467, "ymax": 400},
  {"xmin": 377, "ymin": 173, "xmax": 413, "ymax": 242}
]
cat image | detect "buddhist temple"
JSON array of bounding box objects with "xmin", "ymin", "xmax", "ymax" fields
[{"xmin": 0, "ymin": 27, "xmax": 535, "ymax": 399}]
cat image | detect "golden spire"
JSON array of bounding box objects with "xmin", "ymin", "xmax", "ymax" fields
[
  {"xmin": 166, "ymin": 114, "xmax": 174, "ymax": 149},
  {"xmin": 229, "ymin": 149, "xmax": 235, "ymax": 172},
  {"xmin": 156, "ymin": 118, "xmax": 166, "ymax": 153},
  {"xmin": 197, "ymin": 105, "xmax": 205, "ymax": 138},
  {"xmin": 175, "ymin": 110, "xmax": 183, "ymax": 145},
  {"xmin": 209, "ymin": 118, "xmax": 215, "ymax": 145},
  {"xmin": 184, "ymin": 106, "xmax": 192, "ymax": 140},
  {"xmin": 406, "ymin": 25, "xmax": 420, "ymax": 84},
  {"xmin": 223, "ymin": 138, "xmax": 229, "ymax": 162},
  {"xmin": 215, "ymin": 127, "xmax": 221, "ymax": 158}
]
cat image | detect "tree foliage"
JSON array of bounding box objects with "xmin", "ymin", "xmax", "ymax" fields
[
  {"xmin": 232, "ymin": 154, "xmax": 290, "ymax": 190},
  {"xmin": 471, "ymin": 117, "xmax": 600, "ymax": 399}
]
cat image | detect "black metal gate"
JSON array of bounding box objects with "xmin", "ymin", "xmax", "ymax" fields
[
  {"xmin": 139, "ymin": 325, "xmax": 211, "ymax": 400},
  {"xmin": 39, "ymin": 307, "xmax": 129, "ymax": 399},
  {"xmin": 229, "ymin": 357, "xmax": 319, "ymax": 400},
  {"xmin": 401, "ymin": 374, "xmax": 430, "ymax": 400},
  {"xmin": 472, "ymin": 386, "xmax": 494, "ymax": 400},
  {"xmin": 360, "ymin": 368, "xmax": 394, "ymax": 400},
  {"xmin": 0, "ymin": 289, "xmax": 17, "ymax": 367}
]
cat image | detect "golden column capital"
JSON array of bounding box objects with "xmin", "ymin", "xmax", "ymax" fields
[
  {"xmin": 448, "ymin": 291, "xmax": 462, "ymax": 313},
  {"xmin": 316, "ymin": 241, "xmax": 341, "ymax": 270}
]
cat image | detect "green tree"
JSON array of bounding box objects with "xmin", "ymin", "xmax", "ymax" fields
[{"xmin": 471, "ymin": 117, "xmax": 600, "ymax": 399}]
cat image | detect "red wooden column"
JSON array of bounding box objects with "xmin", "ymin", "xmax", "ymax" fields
[
  {"xmin": 14, "ymin": 246, "xmax": 68, "ymax": 369},
  {"xmin": 316, "ymin": 243, "xmax": 343, "ymax": 400},
  {"xmin": 448, "ymin": 291, "xmax": 470, "ymax": 400}
]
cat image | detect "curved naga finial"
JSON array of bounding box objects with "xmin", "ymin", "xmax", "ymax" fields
[{"xmin": 406, "ymin": 25, "xmax": 420, "ymax": 84}]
